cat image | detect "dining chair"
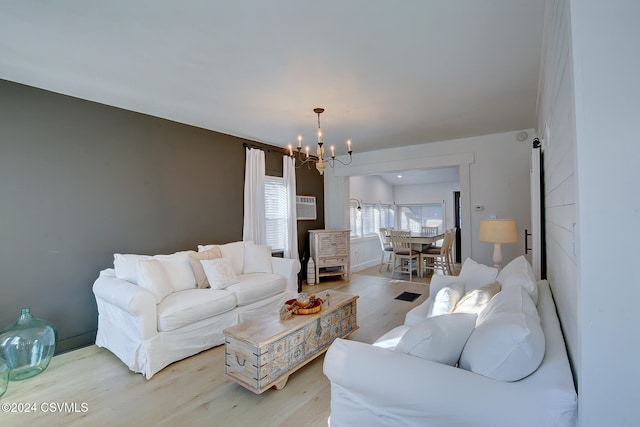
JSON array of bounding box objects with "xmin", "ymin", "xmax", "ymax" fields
[
  {"xmin": 420, "ymin": 225, "xmax": 440, "ymax": 251},
  {"xmin": 446, "ymin": 227, "xmax": 458, "ymax": 275},
  {"xmin": 420, "ymin": 228, "xmax": 455, "ymax": 276},
  {"xmin": 421, "ymin": 226, "xmax": 439, "ymax": 236},
  {"xmin": 390, "ymin": 230, "xmax": 420, "ymax": 281},
  {"xmin": 378, "ymin": 227, "xmax": 394, "ymax": 272}
]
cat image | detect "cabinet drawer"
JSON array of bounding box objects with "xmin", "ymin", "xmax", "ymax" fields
[{"xmin": 318, "ymin": 256, "xmax": 347, "ymax": 267}]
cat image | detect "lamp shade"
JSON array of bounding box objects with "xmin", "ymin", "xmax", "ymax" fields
[{"xmin": 479, "ymin": 219, "xmax": 518, "ymax": 244}]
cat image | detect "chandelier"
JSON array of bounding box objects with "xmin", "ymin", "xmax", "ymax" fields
[{"xmin": 287, "ymin": 107, "xmax": 353, "ymax": 175}]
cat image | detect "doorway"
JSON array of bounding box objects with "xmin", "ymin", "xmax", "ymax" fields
[{"xmin": 454, "ymin": 191, "xmax": 461, "ymax": 263}]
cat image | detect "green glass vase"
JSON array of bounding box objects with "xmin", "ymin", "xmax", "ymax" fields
[
  {"xmin": 0, "ymin": 357, "xmax": 9, "ymax": 397},
  {"xmin": 0, "ymin": 308, "xmax": 57, "ymax": 381}
]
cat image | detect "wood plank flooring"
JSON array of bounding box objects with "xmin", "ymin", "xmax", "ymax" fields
[{"xmin": 0, "ymin": 272, "xmax": 431, "ymax": 427}]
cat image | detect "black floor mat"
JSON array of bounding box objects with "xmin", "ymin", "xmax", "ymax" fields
[{"xmin": 394, "ymin": 291, "xmax": 421, "ymax": 302}]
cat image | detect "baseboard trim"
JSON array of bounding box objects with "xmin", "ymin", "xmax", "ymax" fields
[{"xmin": 56, "ymin": 330, "xmax": 97, "ymax": 355}]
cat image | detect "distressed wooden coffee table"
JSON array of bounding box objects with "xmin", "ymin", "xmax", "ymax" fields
[{"xmin": 223, "ymin": 290, "xmax": 358, "ymax": 394}]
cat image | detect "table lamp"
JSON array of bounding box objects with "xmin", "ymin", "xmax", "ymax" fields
[{"xmin": 479, "ymin": 219, "xmax": 518, "ymax": 268}]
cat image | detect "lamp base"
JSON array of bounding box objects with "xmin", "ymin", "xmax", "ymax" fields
[{"xmin": 492, "ymin": 242, "xmax": 503, "ymax": 269}]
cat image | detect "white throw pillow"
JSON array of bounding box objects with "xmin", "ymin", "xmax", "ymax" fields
[
  {"xmin": 453, "ymin": 281, "xmax": 501, "ymax": 314},
  {"xmin": 428, "ymin": 274, "xmax": 463, "ymax": 298},
  {"xmin": 200, "ymin": 258, "xmax": 239, "ymax": 289},
  {"xmin": 427, "ymin": 281, "xmax": 466, "ymax": 317},
  {"xmin": 243, "ymin": 243, "xmax": 273, "ymax": 274},
  {"xmin": 188, "ymin": 247, "xmax": 223, "ymax": 289},
  {"xmin": 396, "ymin": 313, "xmax": 478, "ymax": 366},
  {"xmin": 497, "ymin": 255, "xmax": 539, "ymax": 305},
  {"xmin": 459, "ymin": 311, "xmax": 545, "ymax": 381},
  {"xmin": 136, "ymin": 259, "xmax": 173, "ymax": 303},
  {"xmin": 219, "ymin": 241, "xmax": 248, "ymax": 275},
  {"xmin": 458, "ymin": 258, "xmax": 499, "ymax": 291}
]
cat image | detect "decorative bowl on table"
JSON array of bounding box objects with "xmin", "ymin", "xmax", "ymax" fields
[{"xmin": 285, "ymin": 295, "xmax": 324, "ymax": 315}]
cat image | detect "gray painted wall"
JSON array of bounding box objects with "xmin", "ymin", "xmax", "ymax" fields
[{"xmin": 0, "ymin": 80, "xmax": 324, "ymax": 353}]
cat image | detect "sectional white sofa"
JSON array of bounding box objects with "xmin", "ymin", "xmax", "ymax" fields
[
  {"xmin": 323, "ymin": 257, "xmax": 577, "ymax": 426},
  {"xmin": 93, "ymin": 241, "xmax": 300, "ymax": 379}
]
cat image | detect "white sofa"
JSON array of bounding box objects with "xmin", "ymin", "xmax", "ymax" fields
[
  {"xmin": 93, "ymin": 241, "xmax": 300, "ymax": 379},
  {"xmin": 323, "ymin": 257, "xmax": 577, "ymax": 426}
]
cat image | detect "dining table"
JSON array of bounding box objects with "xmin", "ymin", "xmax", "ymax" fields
[{"xmin": 408, "ymin": 232, "xmax": 445, "ymax": 246}]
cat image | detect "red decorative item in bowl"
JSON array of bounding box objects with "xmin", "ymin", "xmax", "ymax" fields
[{"xmin": 284, "ymin": 296, "xmax": 324, "ymax": 315}]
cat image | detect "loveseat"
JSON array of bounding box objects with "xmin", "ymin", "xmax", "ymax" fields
[
  {"xmin": 93, "ymin": 241, "xmax": 300, "ymax": 379},
  {"xmin": 323, "ymin": 256, "xmax": 577, "ymax": 426}
]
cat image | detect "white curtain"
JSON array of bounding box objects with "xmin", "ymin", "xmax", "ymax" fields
[
  {"xmin": 243, "ymin": 148, "xmax": 266, "ymax": 244},
  {"xmin": 283, "ymin": 156, "xmax": 299, "ymax": 260}
]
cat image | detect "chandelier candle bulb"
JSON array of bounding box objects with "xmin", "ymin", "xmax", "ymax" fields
[
  {"xmin": 331, "ymin": 145, "xmax": 335, "ymax": 157},
  {"xmin": 288, "ymin": 144, "xmax": 293, "ymax": 156},
  {"xmin": 298, "ymin": 135, "xmax": 302, "ymax": 148},
  {"xmin": 348, "ymin": 139, "xmax": 352, "ymax": 152},
  {"xmin": 305, "ymin": 146, "xmax": 310, "ymax": 158}
]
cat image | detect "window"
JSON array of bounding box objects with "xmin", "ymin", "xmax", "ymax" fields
[
  {"xmin": 397, "ymin": 203, "xmax": 444, "ymax": 233},
  {"xmin": 264, "ymin": 176, "xmax": 288, "ymax": 251},
  {"xmin": 350, "ymin": 202, "xmax": 394, "ymax": 239}
]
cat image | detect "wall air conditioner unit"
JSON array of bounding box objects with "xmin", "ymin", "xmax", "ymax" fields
[{"xmin": 296, "ymin": 196, "xmax": 317, "ymax": 220}]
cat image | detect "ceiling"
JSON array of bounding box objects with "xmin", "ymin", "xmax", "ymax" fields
[{"xmin": 0, "ymin": 1, "xmax": 545, "ymax": 157}]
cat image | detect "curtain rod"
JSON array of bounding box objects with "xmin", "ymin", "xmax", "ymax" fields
[{"xmin": 242, "ymin": 142, "xmax": 287, "ymax": 154}]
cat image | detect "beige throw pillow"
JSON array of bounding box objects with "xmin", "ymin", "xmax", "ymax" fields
[
  {"xmin": 453, "ymin": 281, "xmax": 501, "ymax": 314},
  {"xmin": 188, "ymin": 247, "xmax": 223, "ymax": 288}
]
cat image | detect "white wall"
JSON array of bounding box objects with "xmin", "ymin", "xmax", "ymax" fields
[
  {"xmin": 349, "ymin": 175, "xmax": 394, "ymax": 271},
  {"xmin": 325, "ymin": 129, "xmax": 534, "ymax": 268},
  {"xmin": 538, "ymin": 1, "xmax": 640, "ymax": 424}
]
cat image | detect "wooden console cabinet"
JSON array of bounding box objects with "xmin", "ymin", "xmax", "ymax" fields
[{"xmin": 309, "ymin": 229, "xmax": 350, "ymax": 281}]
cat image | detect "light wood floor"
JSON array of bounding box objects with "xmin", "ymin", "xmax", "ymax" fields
[{"xmin": 1, "ymin": 272, "xmax": 432, "ymax": 427}]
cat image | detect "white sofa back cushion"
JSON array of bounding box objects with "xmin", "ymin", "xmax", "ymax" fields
[
  {"xmin": 459, "ymin": 284, "xmax": 545, "ymax": 381},
  {"xmin": 243, "ymin": 243, "xmax": 273, "ymax": 274},
  {"xmin": 137, "ymin": 259, "xmax": 173, "ymax": 303},
  {"xmin": 396, "ymin": 313, "xmax": 477, "ymax": 366},
  {"xmin": 115, "ymin": 251, "xmax": 197, "ymax": 292},
  {"xmin": 219, "ymin": 241, "xmax": 247, "ymax": 275},
  {"xmin": 458, "ymin": 258, "xmax": 499, "ymax": 291},
  {"xmin": 497, "ymin": 255, "xmax": 539, "ymax": 305}
]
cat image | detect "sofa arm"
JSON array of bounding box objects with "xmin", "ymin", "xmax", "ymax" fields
[
  {"xmin": 324, "ymin": 339, "xmax": 563, "ymax": 427},
  {"xmin": 92, "ymin": 269, "xmax": 156, "ymax": 316},
  {"xmin": 272, "ymin": 257, "xmax": 301, "ymax": 292}
]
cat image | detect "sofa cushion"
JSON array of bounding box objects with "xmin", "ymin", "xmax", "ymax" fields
[
  {"xmin": 156, "ymin": 289, "xmax": 237, "ymax": 332},
  {"xmin": 200, "ymin": 258, "xmax": 239, "ymax": 289},
  {"xmin": 427, "ymin": 281, "xmax": 466, "ymax": 317},
  {"xmin": 459, "ymin": 310, "xmax": 545, "ymax": 381},
  {"xmin": 154, "ymin": 251, "xmax": 197, "ymax": 292},
  {"xmin": 219, "ymin": 241, "xmax": 247, "ymax": 275},
  {"xmin": 115, "ymin": 251, "xmax": 197, "ymax": 292},
  {"xmin": 372, "ymin": 325, "xmax": 411, "ymax": 350},
  {"xmin": 453, "ymin": 281, "xmax": 501, "ymax": 314},
  {"xmin": 188, "ymin": 247, "xmax": 223, "ymax": 289},
  {"xmin": 114, "ymin": 253, "xmax": 151, "ymax": 284},
  {"xmin": 243, "ymin": 243, "xmax": 273, "ymax": 274},
  {"xmin": 477, "ymin": 283, "xmax": 539, "ymax": 326},
  {"xmin": 497, "ymin": 255, "xmax": 539, "ymax": 305},
  {"xmin": 226, "ymin": 273, "xmax": 286, "ymax": 306},
  {"xmin": 136, "ymin": 259, "xmax": 173, "ymax": 303},
  {"xmin": 395, "ymin": 313, "xmax": 477, "ymax": 366},
  {"xmin": 458, "ymin": 258, "xmax": 499, "ymax": 291}
]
